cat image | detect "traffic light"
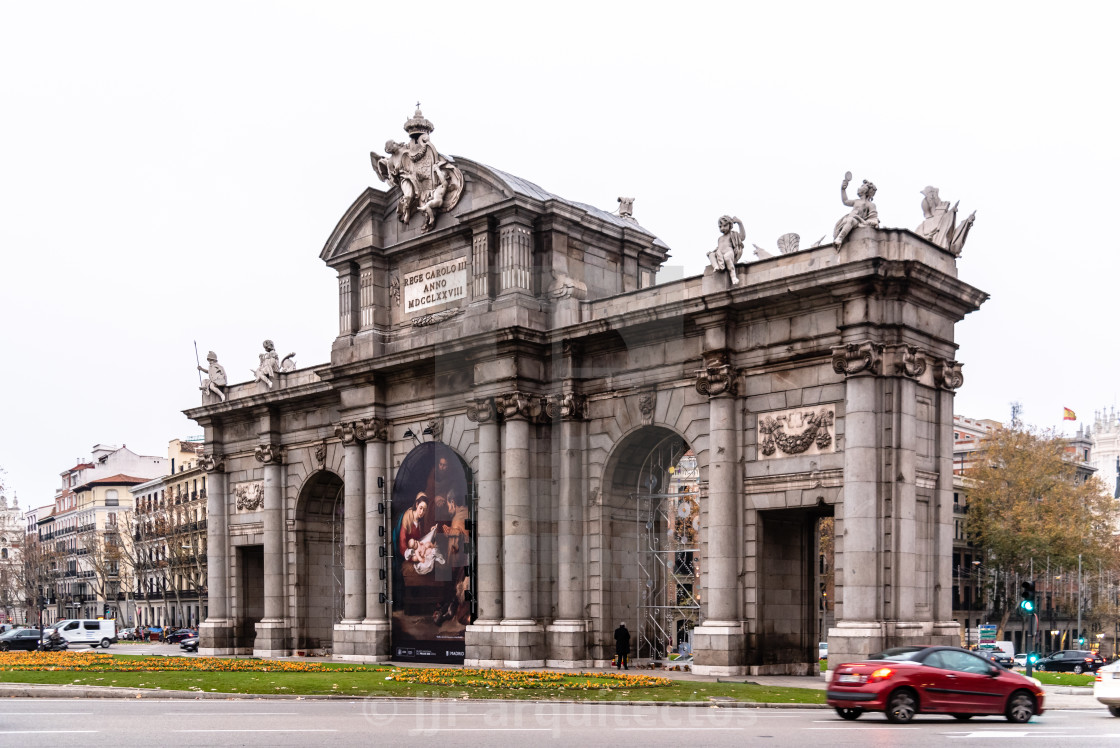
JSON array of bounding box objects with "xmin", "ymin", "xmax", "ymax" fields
[{"xmin": 1020, "ymin": 580, "xmax": 1036, "ymax": 613}]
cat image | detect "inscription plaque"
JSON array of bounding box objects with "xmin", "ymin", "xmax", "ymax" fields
[{"xmin": 403, "ymin": 257, "xmax": 467, "ymax": 313}]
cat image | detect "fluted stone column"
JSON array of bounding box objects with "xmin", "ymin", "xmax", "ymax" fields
[
  {"xmin": 254, "ymin": 443, "xmax": 288, "ymax": 656},
  {"xmin": 199, "ymin": 453, "xmax": 233, "ymax": 654},
  {"xmin": 691, "ymin": 352, "xmax": 746, "ymax": 675},
  {"xmin": 547, "ymin": 392, "xmax": 591, "ymax": 667}
]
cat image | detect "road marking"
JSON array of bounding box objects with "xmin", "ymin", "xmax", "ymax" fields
[
  {"xmin": 176, "ymin": 729, "xmax": 338, "ymax": 733},
  {"xmin": 0, "ymin": 731, "xmax": 98, "ymax": 734},
  {"xmin": 162, "ymin": 712, "xmax": 298, "ymax": 716},
  {"xmin": 408, "ymin": 728, "xmax": 551, "ymax": 732},
  {"xmin": 618, "ymin": 727, "xmax": 745, "ymax": 731},
  {"xmin": 0, "ymin": 712, "xmax": 93, "ymax": 715}
]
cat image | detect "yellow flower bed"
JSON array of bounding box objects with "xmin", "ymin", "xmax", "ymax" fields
[
  {"xmin": 385, "ymin": 667, "xmax": 672, "ymax": 690},
  {"xmin": 0, "ymin": 651, "xmax": 364, "ymax": 673},
  {"xmin": 0, "ymin": 652, "xmax": 672, "ymax": 689}
]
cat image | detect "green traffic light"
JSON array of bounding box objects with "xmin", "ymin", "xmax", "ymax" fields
[{"xmin": 1020, "ymin": 600, "xmax": 1035, "ymax": 612}]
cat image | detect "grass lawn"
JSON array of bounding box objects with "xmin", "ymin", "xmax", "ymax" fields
[{"xmin": 0, "ymin": 652, "xmax": 826, "ymax": 704}]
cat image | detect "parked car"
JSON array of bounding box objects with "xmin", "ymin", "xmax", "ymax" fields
[
  {"xmin": 1095, "ymin": 659, "xmax": 1120, "ymax": 716},
  {"xmin": 0, "ymin": 627, "xmax": 45, "ymax": 651},
  {"xmin": 1033, "ymin": 649, "xmax": 1104, "ymax": 674},
  {"xmin": 826, "ymin": 645, "xmax": 1045, "ymax": 723},
  {"xmin": 180, "ymin": 636, "xmax": 199, "ymax": 653},
  {"xmin": 979, "ymin": 649, "xmax": 1015, "ymax": 669},
  {"xmin": 164, "ymin": 628, "xmax": 197, "ymax": 644},
  {"xmin": 819, "ymin": 642, "xmax": 828, "ymax": 660}
]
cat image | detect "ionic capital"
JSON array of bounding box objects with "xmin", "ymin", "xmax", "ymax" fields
[
  {"xmin": 546, "ymin": 392, "xmax": 588, "ymax": 421},
  {"xmin": 934, "ymin": 359, "xmax": 965, "ymax": 390},
  {"xmin": 253, "ymin": 443, "xmax": 283, "ymax": 464},
  {"xmin": 199, "ymin": 453, "xmax": 225, "ymax": 473},
  {"xmin": 831, "ymin": 341, "xmax": 883, "ymax": 377},
  {"xmin": 695, "ymin": 352, "xmax": 738, "ymax": 398}
]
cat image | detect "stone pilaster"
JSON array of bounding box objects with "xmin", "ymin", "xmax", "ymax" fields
[
  {"xmin": 547, "ymin": 391, "xmax": 591, "ymax": 667},
  {"xmin": 199, "ymin": 452, "xmax": 234, "ymax": 655},
  {"xmin": 337, "ymin": 421, "xmax": 366, "ymax": 623},
  {"xmin": 465, "ymin": 398, "xmax": 502, "ymax": 625},
  {"xmin": 254, "ymin": 443, "xmax": 289, "ymax": 656},
  {"xmin": 691, "ymin": 351, "xmax": 746, "ymax": 675},
  {"xmin": 497, "ymin": 217, "xmax": 534, "ymax": 298}
]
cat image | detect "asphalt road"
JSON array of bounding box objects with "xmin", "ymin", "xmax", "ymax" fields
[{"xmin": 2, "ymin": 699, "xmax": 1120, "ymax": 747}]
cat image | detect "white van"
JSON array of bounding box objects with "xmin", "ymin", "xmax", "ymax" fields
[{"xmin": 48, "ymin": 619, "xmax": 118, "ymax": 648}]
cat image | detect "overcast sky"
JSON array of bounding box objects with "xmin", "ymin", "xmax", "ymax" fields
[{"xmin": 2, "ymin": 1, "xmax": 1117, "ymax": 506}]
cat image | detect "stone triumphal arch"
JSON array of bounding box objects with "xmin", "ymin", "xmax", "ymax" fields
[{"xmin": 186, "ymin": 109, "xmax": 987, "ymax": 674}]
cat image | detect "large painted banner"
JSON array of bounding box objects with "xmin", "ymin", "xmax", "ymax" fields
[{"xmin": 391, "ymin": 442, "xmax": 472, "ymax": 664}]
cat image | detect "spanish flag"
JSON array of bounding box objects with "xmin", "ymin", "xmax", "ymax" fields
[{"xmin": 1063, "ymin": 407, "xmax": 1077, "ymax": 421}]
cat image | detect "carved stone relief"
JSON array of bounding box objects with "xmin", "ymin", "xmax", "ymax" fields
[
  {"xmin": 833, "ymin": 171, "xmax": 879, "ymax": 250},
  {"xmin": 426, "ymin": 417, "xmax": 443, "ymax": 442},
  {"xmin": 233, "ymin": 480, "xmax": 265, "ymax": 511},
  {"xmin": 314, "ymin": 441, "xmax": 327, "ymax": 470},
  {"xmin": 369, "ymin": 107, "xmax": 464, "ymax": 233},
  {"xmin": 917, "ymin": 186, "xmax": 976, "ymax": 257},
  {"xmin": 638, "ymin": 392, "xmax": 656, "ymax": 424},
  {"xmin": 757, "ymin": 406, "xmax": 838, "ymax": 460},
  {"xmin": 499, "ymin": 391, "xmax": 544, "ymax": 422}
]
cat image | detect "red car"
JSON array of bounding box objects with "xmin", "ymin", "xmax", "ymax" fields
[{"xmin": 827, "ymin": 646, "xmax": 1045, "ymax": 723}]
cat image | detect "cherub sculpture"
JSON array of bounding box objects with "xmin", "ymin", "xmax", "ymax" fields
[
  {"xmin": 251, "ymin": 339, "xmax": 295, "ymax": 388},
  {"xmin": 833, "ymin": 172, "xmax": 879, "ymax": 249},
  {"xmin": 707, "ymin": 215, "xmax": 746, "ymax": 284}
]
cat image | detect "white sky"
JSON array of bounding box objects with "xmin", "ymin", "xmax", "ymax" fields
[{"xmin": 2, "ymin": 0, "xmax": 1117, "ymax": 506}]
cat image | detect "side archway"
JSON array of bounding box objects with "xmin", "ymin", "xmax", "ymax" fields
[{"xmin": 293, "ymin": 469, "xmax": 343, "ymax": 651}]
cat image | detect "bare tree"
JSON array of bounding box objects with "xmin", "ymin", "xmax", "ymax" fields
[{"xmin": 76, "ymin": 522, "xmax": 124, "ymax": 620}]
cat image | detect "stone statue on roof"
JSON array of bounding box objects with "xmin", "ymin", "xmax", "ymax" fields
[
  {"xmin": 251, "ymin": 339, "xmax": 295, "ymax": 389},
  {"xmin": 916, "ymin": 185, "xmax": 977, "ymax": 256},
  {"xmin": 833, "ymin": 171, "xmax": 879, "ymax": 250},
  {"xmin": 198, "ymin": 351, "xmax": 228, "ymax": 402},
  {"xmin": 370, "ymin": 106, "xmax": 465, "ymax": 233},
  {"xmin": 707, "ymin": 215, "xmax": 745, "ymax": 284}
]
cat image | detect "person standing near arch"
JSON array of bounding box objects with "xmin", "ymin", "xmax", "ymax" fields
[{"xmin": 614, "ymin": 621, "xmax": 631, "ymax": 669}]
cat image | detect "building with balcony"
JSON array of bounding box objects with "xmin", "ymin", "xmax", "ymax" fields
[{"xmin": 129, "ymin": 439, "xmax": 208, "ymax": 630}]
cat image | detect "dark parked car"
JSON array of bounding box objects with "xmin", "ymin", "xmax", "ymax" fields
[
  {"xmin": 0, "ymin": 627, "xmax": 46, "ymax": 652},
  {"xmin": 180, "ymin": 636, "xmax": 199, "ymax": 653},
  {"xmin": 1034, "ymin": 649, "xmax": 1104, "ymax": 674},
  {"xmin": 164, "ymin": 628, "xmax": 197, "ymax": 644},
  {"xmin": 827, "ymin": 645, "xmax": 1045, "ymax": 723},
  {"xmin": 979, "ymin": 649, "xmax": 1015, "ymax": 669}
]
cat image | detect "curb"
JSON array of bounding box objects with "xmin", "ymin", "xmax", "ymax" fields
[{"xmin": 0, "ymin": 683, "xmax": 828, "ymax": 708}]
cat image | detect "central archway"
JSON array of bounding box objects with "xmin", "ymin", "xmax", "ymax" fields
[{"xmin": 599, "ymin": 426, "xmax": 698, "ymax": 664}]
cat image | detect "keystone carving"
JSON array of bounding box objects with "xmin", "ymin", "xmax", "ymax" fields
[
  {"xmin": 639, "ymin": 393, "xmax": 656, "ymax": 424},
  {"xmin": 831, "ymin": 342, "xmax": 883, "ymax": 377},
  {"xmin": 426, "ymin": 417, "xmax": 443, "ymax": 442}
]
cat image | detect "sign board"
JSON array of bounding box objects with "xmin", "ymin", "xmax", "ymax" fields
[{"xmin": 979, "ymin": 624, "xmax": 997, "ymax": 645}]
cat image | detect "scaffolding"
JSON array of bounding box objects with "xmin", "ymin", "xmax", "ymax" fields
[{"xmin": 632, "ymin": 435, "xmax": 701, "ymax": 663}]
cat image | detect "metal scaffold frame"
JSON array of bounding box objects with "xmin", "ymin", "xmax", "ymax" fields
[{"xmin": 632, "ymin": 434, "xmax": 701, "ymax": 663}]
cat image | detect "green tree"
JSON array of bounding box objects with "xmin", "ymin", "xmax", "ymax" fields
[{"xmin": 964, "ymin": 424, "xmax": 1119, "ymax": 635}]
